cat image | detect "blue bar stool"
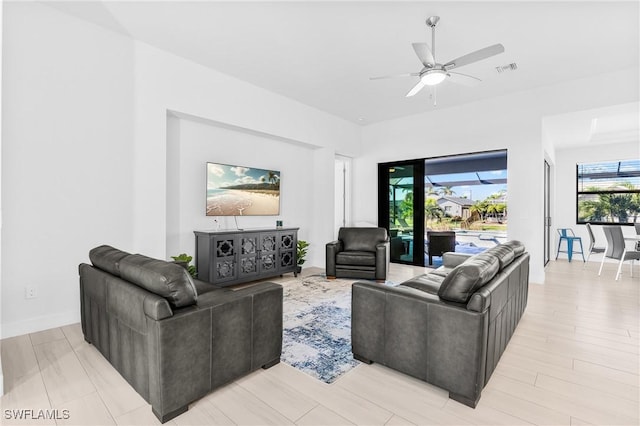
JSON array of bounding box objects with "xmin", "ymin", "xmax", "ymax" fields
[{"xmin": 556, "ymin": 228, "xmax": 585, "ymax": 262}]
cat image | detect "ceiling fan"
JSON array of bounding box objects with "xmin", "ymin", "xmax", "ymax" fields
[{"xmin": 371, "ymin": 16, "xmax": 505, "ymax": 100}]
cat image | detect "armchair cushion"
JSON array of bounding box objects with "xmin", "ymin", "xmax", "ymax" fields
[
  {"xmin": 336, "ymin": 251, "xmax": 376, "ymax": 266},
  {"xmin": 339, "ymin": 227, "xmax": 388, "ymax": 252}
]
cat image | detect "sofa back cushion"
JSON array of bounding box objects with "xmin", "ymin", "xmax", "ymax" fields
[
  {"xmin": 119, "ymin": 254, "xmax": 197, "ymax": 308},
  {"xmin": 483, "ymin": 244, "xmax": 515, "ymax": 270},
  {"xmin": 503, "ymin": 240, "xmax": 525, "ymax": 257},
  {"xmin": 89, "ymin": 245, "xmax": 131, "ymax": 277},
  {"xmin": 438, "ymin": 252, "xmax": 500, "ymax": 303},
  {"xmin": 339, "ymin": 227, "xmax": 387, "ymax": 252}
]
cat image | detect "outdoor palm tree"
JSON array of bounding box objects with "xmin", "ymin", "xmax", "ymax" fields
[
  {"xmin": 425, "ymin": 186, "xmax": 439, "ymax": 198},
  {"xmin": 578, "ymin": 183, "xmax": 639, "ymax": 223},
  {"xmin": 471, "ymin": 201, "xmax": 488, "ymax": 221},
  {"xmin": 425, "ymin": 198, "xmax": 444, "ymax": 223},
  {"xmin": 438, "ymin": 186, "xmax": 455, "ymax": 196}
]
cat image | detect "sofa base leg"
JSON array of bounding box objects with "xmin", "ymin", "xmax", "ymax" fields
[
  {"xmin": 353, "ymin": 353, "xmax": 373, "ymax": 364},
  {"xmin": 153, "ymin": 404, "xmax": 188, "ymax": 423},
  {"xmin": 262, "ymin": 358, "xmax": 280, "ymax": 369},
  {"xmin": 326, "ymin": 276, "xmax": 336, "ymax": 280},
  {"xmin": 449, "ymin": 392, "xmax": 480, "ymax": 408}
]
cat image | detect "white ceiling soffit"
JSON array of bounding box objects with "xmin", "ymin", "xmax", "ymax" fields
[
  {"xmin": 43, "ymin": 1, "xmax": 639, "ymax": 124},
  {"xmin": 543, "ymin": 102, "xmax": 640, "ymax": 150}
]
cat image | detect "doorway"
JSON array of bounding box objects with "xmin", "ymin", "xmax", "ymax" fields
[
  {"xmin": 334, "ymin": 156, "xmax": 352, "ymax": 238},
  {"xmin": 544, "ymin": 159, "xmax": 552, "ymax": 265}
]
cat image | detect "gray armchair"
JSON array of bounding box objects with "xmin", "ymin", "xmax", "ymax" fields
[{"xmin": 326, "ymin": 227, "xmax": 389, "ymax": 281}]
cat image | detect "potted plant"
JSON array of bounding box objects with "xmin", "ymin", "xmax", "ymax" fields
[
  {"xmin": 296, "ymin": 240, "xmax": 309, "ymax": 274},
  {"xmin": 170, "ymin": 253, "xmax": 198, "ymax": 278}
]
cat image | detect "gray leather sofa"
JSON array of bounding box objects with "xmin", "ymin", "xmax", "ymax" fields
[
  {"xmin": 79, "ymin": 245, "xmax": 283, "ymax": 423},
  {"xmin": 326, "ymin": 227, "xmax": 389, "ymax": 281},
  {"xmin": 351, "ymin": 240, "xmax": 529, "ymax": 408}
]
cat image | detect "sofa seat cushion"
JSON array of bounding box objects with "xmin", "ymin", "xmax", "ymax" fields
[
  {"xmin": 429, "ymin": 265, "xmax": 455, "ymax": 279},
  {"xmin": 89, "ymin": 245, "xmax": 130, "ymax": 277},
  {"xmin": 119, "ymin": 254, "xmax": 198, "ymax": 308},
  {"xmin": 192, "ymin": 278, "xmax": 219, "ymax": 296},
  {"xmin": 437, "ymin": 252, "xmax": 500, "ymax": 303},
  {"xmin": 336, "ymin": 251, "xmax": 376, "ymax": 267},
  {"xmin": 400, "ymin": 273, "xmax": 444, "ymax": 294}
]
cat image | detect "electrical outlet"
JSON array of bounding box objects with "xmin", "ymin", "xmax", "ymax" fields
[{"xmin": 25, "ymin": 286, "xmax": 37, "ymax": 299}]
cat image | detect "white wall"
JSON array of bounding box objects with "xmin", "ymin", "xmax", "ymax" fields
[
  {"xmin": 166, "ymin": 115, "xmax": 317, "ymax": 263},
  {"xmin": 1, "ymin": 3, "xmax": 361, "ymax": 336},
  {"xmin": 555, "ymin": 141, "xmax": 640, "ymax": 255},
  {"xmin": 356, "ymin": 68, "xmax": 639, "ymax": 284},
  {"xmin": 131, "ymin": 42, "xmax": 361, "ymax": 265},
  {"xmin": 0, "ymin": 0, "xmax": 4, "ymax": 396},
  {"xmin": 1, "ymin": 3, "xmax": 135, "ymax": 337}
]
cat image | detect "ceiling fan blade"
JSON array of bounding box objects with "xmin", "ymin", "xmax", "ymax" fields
[
  {"xmin": 443, "ymin": 43, "xmax": 504, "ymax": 70},
  {"xmin": 412, "ymin": 43, "xmax": 435, "ymax": 67},
  {"xmin": 447, "ymin": 71, "xmax": 482, "ymax": 87},
  {"xmin": 405, "ymin": 80, "xmax": 425, "ymax": 97},
  {"xmin": 370, "ymin": 72, "xmax": 420, "ymax": 80}
]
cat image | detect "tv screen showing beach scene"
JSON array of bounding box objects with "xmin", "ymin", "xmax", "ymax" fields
[{"xmin": 206, "ymin": 162, "xmax": 280, "ymax": 216}]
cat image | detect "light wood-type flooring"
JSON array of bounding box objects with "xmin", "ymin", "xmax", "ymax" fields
[{"xmin": 1, "ymin": 260, "xmax": 638, "ymax": 425}]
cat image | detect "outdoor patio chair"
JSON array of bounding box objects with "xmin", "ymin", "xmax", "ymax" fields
[
  {"xmin": 426, "ymin": 231, "xmax": 456, "ymax": 266},
  {"xmin": 598, "ymin": 225, "xmax": 640, "ymax": 280},
  {"xmin": 555, "ymin": 228, "xmax": 585, "ymax": 262}
]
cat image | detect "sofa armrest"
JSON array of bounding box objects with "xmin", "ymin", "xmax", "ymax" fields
[
  {"xmin": 442, "ymin": 252, "xmax": 473, "ymax": 268},
  {"xmin": 375, "ymin": 241, "xmax": 390, "ymax": 281},
  {"xmin": 325, "ymin": 240, "xmax": 343, "ymax": 277}
]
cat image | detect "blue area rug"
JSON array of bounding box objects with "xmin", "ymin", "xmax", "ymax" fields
[{"xmin": 280, "ymin": 274, "xmax": 394, "ymax": 384}]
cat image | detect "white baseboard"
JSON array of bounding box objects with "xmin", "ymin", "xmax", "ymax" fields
[{"xmin": 1, "ymin": 310, "xmax": 80, "ymax": 339}]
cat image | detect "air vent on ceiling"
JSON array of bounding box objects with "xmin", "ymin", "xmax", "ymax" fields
[{"xmin": 496, "ymin": 63, "xmax": 518, "ymax": 73}]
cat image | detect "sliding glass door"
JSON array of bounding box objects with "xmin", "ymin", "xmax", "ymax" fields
[
  {"xmin": 378, "ymin": 160, "xmax": 424, "ymax": 265},
  {"xmin": 379, "ymin": 150, "xmax": 508, "ymax": 267}
]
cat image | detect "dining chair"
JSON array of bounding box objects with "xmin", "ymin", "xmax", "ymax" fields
[
  {"xmin": 599, "ymin": 225, "xmax": 640, "ymax": 280},
  {"xmin": 556, "ymin": 228, "xmax": 585, "ymax": 262},
  {"xmin": 585, "ymin": 223, "xmax": 606, "ymax": 263}
]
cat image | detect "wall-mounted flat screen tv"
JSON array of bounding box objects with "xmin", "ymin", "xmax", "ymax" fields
[{"xmin": 206, "ymin": 162, "xmax": 280, "ymax": 216}]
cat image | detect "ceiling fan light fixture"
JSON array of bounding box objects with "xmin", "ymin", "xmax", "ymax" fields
[{"xmin": 420, "ymin": 69, "xmax": 447, "ymax": 85}]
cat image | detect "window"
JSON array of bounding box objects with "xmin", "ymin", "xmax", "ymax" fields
[{"xmin": 576, "ymin": 159, "xmax": 640, "ymax": 225}]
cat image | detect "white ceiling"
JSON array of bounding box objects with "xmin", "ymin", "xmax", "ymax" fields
[
  {"xmin": 543, "ymin": 102, "xmax": 640, "ymax": 149},
  {"xmin": 47, "ymin": 1, "xmax": 639, "ymax": 131}
]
